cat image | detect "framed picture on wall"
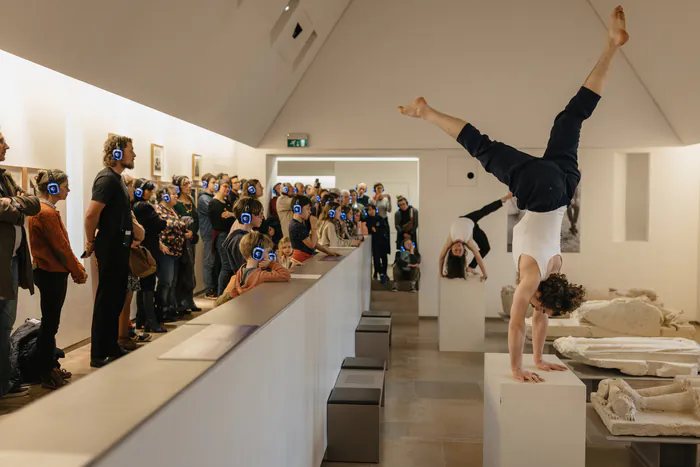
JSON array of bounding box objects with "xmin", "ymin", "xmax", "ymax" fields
[
  {"xmin": 192, "ymin": 154, "xmax": 202, "ymax": 183},
  {"xmin": 151, "ymin": 144, "xmax": 165, "ymax": 178}
]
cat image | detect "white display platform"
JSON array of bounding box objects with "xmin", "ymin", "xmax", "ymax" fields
[
  {"xmin": 438, "ymin": 277, "xmax": 484, "ymax": 351},
  {"xmin": 483, "ymin": 353, "xmax": 586, "ymax": 467}
]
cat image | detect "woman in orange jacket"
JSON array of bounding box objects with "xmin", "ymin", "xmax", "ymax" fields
[{"xmin": 28, "ymin": 170, "xmax": 87, "ymax": 390}]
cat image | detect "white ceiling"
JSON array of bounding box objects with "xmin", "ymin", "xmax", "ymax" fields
[
  {"xmin": 1, "ymin": 0, "xmax": 698, "ymax": 150},
  {"xmin": 0, "ymin": 0, "xmax": 351, "ymax": 147},
  {"xmin": 588, "ymin": 0, "xmax": 700, "ymax": 145},
  {"xmin": 262, "ymin": 0, "xmax": 696, "ymax": 149}
]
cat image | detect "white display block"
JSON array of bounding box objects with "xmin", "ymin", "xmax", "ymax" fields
[
  {"xmin": 483, "ymin": 354, "xmax": 586, "ymax": 467},
  {"xmin": 438, "ymin": 277, "xmax": 485, "ymax": 351}
]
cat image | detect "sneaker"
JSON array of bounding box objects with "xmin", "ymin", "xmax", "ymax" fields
[
  {"xmin": 2, "ymin": 385, "xmax": 29, "ymax": 398},
  {"xmin": 204, "ymin": 290, "xmax": 218, "ymax": 300},
  {"xmin": 391, "ymin": 283, "xmax": 399, "ymax": 292},
  {"xmin": 41, "ymin": 369, "xmax": 70, "ymax": 390},
  {"xmin": 410, "ymin": 282, "xmax": 418, "ymax": 293},
  {"xmin": 131, "ymin": 332, "xmax": 152, "ymax": 343}
]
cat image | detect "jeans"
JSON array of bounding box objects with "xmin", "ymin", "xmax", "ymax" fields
[
  {"xmin": 33, "ymin": 269, "xmax": 69, "ymax": 376},
  {"xmin": 0, "ymin": 257, "xmax": 19, "ymax": 396},
  {"xmin": 457, "ymin": 87, "xmax": 600, "ymax": 213},
  {"xmin": 202, "ymin": 238, "xmax": 216, "ymax": 292},
  {"xmin": 91, "ymin": 240, "xmax": 130, "ymax": 359},
  {"xmin": 372, "ymin": 252, "xmax": 388, "ymax": 277},
  {"xmin": 216, "ymin": 235, "xmax": 233, "ymax": 296},
  {"xmin": 392, "ymin": 264, "xmax": 420, "ymax": 284},
  {"xmin": 156, "ymin": 254, "xmax": 179, "ymax": 313}
]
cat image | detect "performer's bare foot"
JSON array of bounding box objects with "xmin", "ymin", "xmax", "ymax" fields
[
  {"xmin": 608, "ymin": 6, "xmax": 629, "ymax": 47},
  {"xmin": 398, "ymin": 97, "xmax": 429, "ymax": 119},
  {"xmin": 467, "ymin": 267, "xmax": 479, "ymax": 276}
]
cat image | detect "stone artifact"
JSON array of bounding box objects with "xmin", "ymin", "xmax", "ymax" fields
[
  {"xmin": 525, "ymin": 296, "xmax": 694, "ymax": 340},
  {"xmin": 592, "ymin": 377, "xmax": 700, "ymax": 436},
  {"xmin": 554, "ymin": 336, "xmax": 700, "ymax": 377}
]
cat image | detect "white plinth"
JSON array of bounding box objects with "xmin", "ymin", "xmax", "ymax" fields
[
  {"xmin": 483, "ymin": 354, "xmax": 586, "ymax": 467},
  {"xmin": 438, "ymin": 277, "xmax": 484, "ymax": 351}
]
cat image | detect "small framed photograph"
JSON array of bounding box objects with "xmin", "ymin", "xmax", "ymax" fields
[
  {"xmin": 192, "ymin": 154, "xmax": 202, "ymax": 182},
  {"xmin": 151, "ymin": 144, "xmax": 165, "ymax": 178}
]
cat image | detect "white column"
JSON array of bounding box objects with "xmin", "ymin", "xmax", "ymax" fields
[
  {"xmin": 438, "ymin": 277, "xmax": 485, "ymax": 351},
  {"xmin": 483, "ymin": 353, "xmax": 586, "ymax": 467}
]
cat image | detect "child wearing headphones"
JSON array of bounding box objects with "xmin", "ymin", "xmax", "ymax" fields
[
  {"xmin": 215, "ymin": 232, "xmax": 290, "ymax": 307},
  {"xmin": 392, "ymin": 237, "xmax": 421, "ymax": 293},
  {"xmin": 276, "ymin": 237, "xmax": 300, "ymax": 270}
]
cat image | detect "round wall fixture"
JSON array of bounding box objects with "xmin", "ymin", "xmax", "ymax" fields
[{"xmin": 467, "ymin": 172, "xmax": 475, "ymax": 180}]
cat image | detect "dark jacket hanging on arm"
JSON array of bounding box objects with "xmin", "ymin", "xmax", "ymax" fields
[{"xmin": 0, "ymin": 169, "xmax": 40, "ymax": 299}]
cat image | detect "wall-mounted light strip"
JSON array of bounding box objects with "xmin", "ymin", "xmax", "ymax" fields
[{"xmin": 276, "ymin": 157, "xmax": 419, "ymax": 162}]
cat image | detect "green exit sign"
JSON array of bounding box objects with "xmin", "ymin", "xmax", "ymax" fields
[{"xmin": 287, "ymin": 133, "xmax": 309, "ymax": 148}]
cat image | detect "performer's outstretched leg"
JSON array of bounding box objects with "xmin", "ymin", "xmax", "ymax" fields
[
  {"xmin": 397, "ymin": 101, "xmax": 535, "ymax": 190},
  {"xmin": 542, "ymin": 6, "xmax": 628, "ymax": 195}
]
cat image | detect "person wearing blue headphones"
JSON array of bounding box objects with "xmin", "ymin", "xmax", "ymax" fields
[
  {"xmin": 84, "ymin": 134, "xmax": 137, "ymax": 368},
  {"xmin": 317, "ymin": 202, "xmax": 361, "ymax": 248},
  {"xmin": 276, "ymin": 182, "xmax": 295, "ymax": 239},
  {"xmin": 28, "ymin": 169, "xmax": 87, "ymax": 389},
  {"xmin": 215, "ymin": 231, "xmax": 291, "ymax": 307},
  {"xmin": 154, "ymin": 185, "xmax": 193, "ymax": 323},
  {"xmin": 242, "ymin": 179, "xmax": 264, "ymax": 200},
  {"xmin": 220, "ymin": 198, "xmax": 265, "ymax": 294},
  {"xmin": 392, "ymin": 237, "xmax": 421, "ymax": 293},
  {"xmin": 289, "ymin": 195, "xmax": 341, "ymax": 263},
  {"xmin": 198, "ymin": 173, "xmax": 218, "ymax": 298}
]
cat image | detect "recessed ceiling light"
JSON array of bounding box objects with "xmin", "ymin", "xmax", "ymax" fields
[{"xmin": 284, "ymin": 5, "xmax": 290, "ymax": 11}]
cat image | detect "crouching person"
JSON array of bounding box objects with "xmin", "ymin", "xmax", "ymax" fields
[
  {"xmin": 215, "ymin": 232, "xmax": 291, "ymax": 307},
  {"xmin": 392, "ymin": 237, "xmax": 421, "ymax": 293}
]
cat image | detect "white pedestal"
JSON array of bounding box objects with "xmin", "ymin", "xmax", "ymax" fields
[
  {"xmin": 483, "ymin": 353, "xmax": 586, "ymax": 467},
  {"xmin": 438, "ymin": 277, "xmax": 484, "ymax": 351}
]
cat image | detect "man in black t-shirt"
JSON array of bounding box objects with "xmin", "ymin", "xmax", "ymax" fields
[
  {"xmin": 288, "ymin": 195, "xmax": 340, "ymax": 263},
  {"xmin": 84, "ymin": 135, "xmax": 136, "ymax": 368}
]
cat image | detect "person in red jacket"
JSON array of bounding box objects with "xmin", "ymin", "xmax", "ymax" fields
[
  {"xmin": 29, "ymin": 170, "xmax": 87, "ymax": 389},
  {"xmin": 215, "ymin": 232, "xmax": 290, "ymax": 307}
]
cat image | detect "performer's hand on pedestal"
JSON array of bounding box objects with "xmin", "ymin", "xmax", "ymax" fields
[
  {"xmin": 512, "ymin": 368, "xmax": 544, "ymax": 383},
  {"xmin": 535, "ymin": 360, "xmax": 568, "ymax": 372}
]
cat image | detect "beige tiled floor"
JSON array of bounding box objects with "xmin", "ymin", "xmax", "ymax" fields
[{"xmin": 323, "ymin": 288, "xmax": 649, "ymax": 467}]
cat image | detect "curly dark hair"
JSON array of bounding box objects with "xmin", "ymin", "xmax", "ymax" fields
[{"xmin": 537, "ymin": 273, "xmax": 586, "ymax": 316}]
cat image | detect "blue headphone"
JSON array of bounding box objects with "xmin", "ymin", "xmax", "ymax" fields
[
  {"xmin": 282, "ymin": 185, "xmax": 289, "ymax": 194},
  {"xmin": 316, "ymin": 195, "xmax": 321, "ymax": 202},
  {"xmin": 162, "ymin": 192, "xmax": 171, "ymax": 203},
  {"xmin": 252, "ymin": 236, "xmax": 265, "ymax": 261},
  {"xmin": 252, "ymin": 246, "xmax": 265, "ymax": 261},
  {"xmin": 329, "ymin": 209, "xmax": 336, "ymax": 218},
  {"xmin": 175, "ymin": 186, "xmax": 181, "ymax": 195},
  {"xmin": 293, "ymin": 187, "xmax": 298, "ymax": 194},
  {"xmin": 46, "ymin": 170, "xmax": 60, "ymax": 195},
  {"xmin": 363, "ymin": 210, "xmax": 368, "ymax": 217},
  {"xmin": 214, "ymin": 183, "xmax": 220, "ymax": 191},
  {"xmin": 293, "ymin": 199, "xmax": 303, "ymax": 215},
  {"xmin": 272, "ymin": 187, "xmax": 278, "ymax": 196},
  {"xmin": 268, "ymin": 252, "xmax": 277, "ymax": 262},
  {"xmin": 134, "ymin": 187, "xmax": 144, "ymax": 199},
  {"xmin": 401, "ymin": 242, "xmax": 416, "ymax": 252},
  {"xmin": 340, "ymin": 211, "xmax": 347, "ymax": 221},
  {"xmin": 240, "ymin": 203, "xmax": 252, "ymax": 225},
  {"xmin": 112, "ymin": 137, "xmax": 123, "ymax": 161},
  {"xmin": 248, "ymin": 185, "xmax": 257, "ymax": 195},
  {"xmin": 202, "ymin": 180, "xmax": 208, "ymax": 189}
]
